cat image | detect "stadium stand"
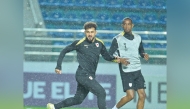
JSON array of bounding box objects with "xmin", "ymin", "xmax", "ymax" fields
[{"xmin": 24, "ymin": 0, "xmax": 167, "ymax": 64}]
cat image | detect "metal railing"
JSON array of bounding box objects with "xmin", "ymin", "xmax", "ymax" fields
[{"xmin": 24, "ymin": 28, "xmax": 167, "ymax": 59}]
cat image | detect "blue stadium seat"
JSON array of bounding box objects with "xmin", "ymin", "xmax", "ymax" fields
[
  {"xmin": 133, "ymin": 26, "xmax": 147, "ymax": 31},
  {"xmin": 96, "ymin": 33, "xmax": 105, "ymax": 39},
  {"xmin": 50, "ymin": 32, "xmax": 74, "ymax": 38},
  {"xmin": 96, "ymin": 13, "xmax": 111, "ymax": 23},
  {"xmin": 64, "ymin": 13, "xmax": 77, "ymax": 21},
  {"xmin": 148, "ymin": 35, "xmax": 158, "ymax": 40},
  {"xmin": 53, "ymin": 41, "xmax": 73, "ymax": 46},
  {"xmin": 76, "ymin": 33, "xmax": 84, "ymax": 38},
  {"xmin": 152, "ymin": 0, "xmax": 166, "ymax": 9},
  {"xmin": 100, "ymin": 27, "xmax": 113, "ymax": 30},
  {"xmin": 157, "ymin": 35, "xmax": 166, "ymax": 40},
  {"xmin": 38, "ymin": 0, "xmax": 46, "ymax": 5},
  {"xmin": 149, "ymin": 26, "xmax": 165, "ymax": 31},
  {"xmin": 122, "ymin": 0, "xmax": 137, "ymax": 8},
  {"xmin": 53, "ymin": 41, "xmax": 65, "ymax": 45},
  {"xmin": 80, "ymin": 13, "xmax": 94, "ymax": 22},
  {"xmin": 65, "ymin": 41, "xmax": 73, "ymax": 45},
  {"xmin": 104, "ymin": 42, "xmax": 111, "ymax": 47},
  {"xmin": 154, "ymin": 43, "xmax": 167, "ymax": 48},
  {"xmin": 148, "ymin": 35, "xmax": 167, "ymax": 40},
  {"xmin": 38, "ymin": 0, "xmax": 59, "ymax": 5},
  {"xmin": 58, "ymin": 0, "xmax": 74, "ymax": 6},
  {"xmin": 159, "ymin": 15, "xmax": 167, "ymax": 24},
  {"xmin": 74, "ymin": 0, "xmax": 88, "ymax": 6},
  {"xmin": 107, "ymin": 33, "xmax": 117, "ymax": 38},
  {"xmin": 140, "ymin": 34, "xmax": 149, "ymax": 40},
  {"xmin": 144, "ymin": 14, "xmax": 158, "ymax": 24},
  {"xmin": 51, "ymin": 32, "xmax": 64, "ymax": 38},
  {"xmin": 161, "ymin": 43, "xmax": 167, "ymax": 48},
  {"xmin": 105, "ymin": 0, "xmax": 121, "ymax": 7},
  {"xmin": 48, "ymin": 11, "xmax": 63, "ymax": 20},
  {"xmin": 41, "ymin": 11, "xmax": 49, "ymax": 19},
  {"xmin": 89, "ymin": 0, "xmax": 105, "ymax": 7},
  {"xmin": 143, "ymin": 43, "xmax": 152, "ymax": 48},
  {"xmin": 129, "ymin": 14, "xmax": 143, "ymax": 24},
  {"xmin": 112, "ymin": 13, "xmax": 125, "ymax": 23},
  {"xmin": 138, "ymin": 0, "xmax": 152, "ymax": 9},
  {"xmin": 63, "ymin": 32, "xmax": 74, "ymax": 38}
]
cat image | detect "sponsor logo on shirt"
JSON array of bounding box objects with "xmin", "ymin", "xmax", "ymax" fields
[
  {"xmin": 129, "ymin": 83, "xmax": 132, "ymax": 87},
  {"xmin": 95, "ymin": 43, "xmax": 99, "ymax": 47}
]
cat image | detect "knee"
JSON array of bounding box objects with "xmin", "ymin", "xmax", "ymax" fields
[
  {"xmin": 97, "ymin": 89, "xmax": 106, "ymax": 98},
  {"xmin": 73, "ymin": 95, "xmax": 85, "ymax": 105},
  {"xmin": 76, "ymin": 99, "xmax": 83, "ymax": 104},
  {"xmin": 127, "ymin": 93, "xmax": 135, "ymax": 100},
  {"xmin": 139, "ymin": 92, "xmax": 146, "ymax": 100}
]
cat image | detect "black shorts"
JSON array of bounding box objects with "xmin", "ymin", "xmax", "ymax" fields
[{"xmin": 120, "ymin": 70, "xmax": 146, "ymax": 92}]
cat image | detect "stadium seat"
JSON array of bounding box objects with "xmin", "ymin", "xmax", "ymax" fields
[
  {"xmin": 157, "ymin": 35, "xmax": 166, "ymax": 40},
  {"xmin": 38, "ymin": 0, "xmax": 46, "ymax": 5},
  {"xmin": 64, "ymin": 13, "xmax": 77, "ymax": 21},
  {"xmin": 50, "ymin": 11, "xmax": 63, "ymax": 19},
  {"xmin": 129, "ymin": 14, "xmax": 143, "ymax": 24},
  {"xmin": 138, "ymin": 0, "xmax": 152, "ymax": 9},
  {"xmin": 58, "ymin": 0, "xmax": 74, "ymax": 6},
  {"xmin": 140, "ymin": 34, "xmax": 149, "ymax": 40},
  {"xmin": 159, "ymin": 15, "xmax": 167, "ymax": 24},
  {"xmin": 38, "ymin": 0, "xmax": 60, "ymax": 5},
  {"xmin": 63, "ymin": 32, "xmax": 74, "ymax": 38},
  {"xmin": 76, "ymin": 33, "xmax": 84, "ymax": 38},
  {"xmin": 152, "ymin": 0, "xmax": 166, "ymax": 9},
  {"xmin": 122, "ymin": 0, "xmax": 137, "ymax": 8},
  {"xmin": 96, "ymin": 13, "xmax": 111, "ymax": 23},
  {"xmin": 74, "ymin": 0, "xmax": 88, "ymax": 6},
  {"xmin": 104, "ymin": 42, "xmax": 112, "ymax": 47},
  {"xmin": 143, "ymin": 43, "xmax": 152, "ymax": 48},
  {"xmin": 111, "ymin": 13, "xmax": 125, "ymax": 23},
  {"xmin": 105, "ymin": 0, "xmax": 121, "ymax": 7},
  {"xmin": 144, "ymin": 14, "xmax": 158, "ymax": 24},
  {"xmin": 133, "ymin": 26, "xmax": 147, "ymax": 31},
  {"xmin": 89, "ymin": 0, "xmax": 105, "ymax": 7},
  {"xmin": 148, "ymin": 35, "xmax": 158, "ymax": 40},
  {"xmin": 80, "ymin": 13, "xmax": 94, "ymax": 22},
  {"xmin": 41, "ymin": 11, "xmax": 49, "ymax": 19},
  {"xmin": 149, "ymin": 26, "xmax": 165, "ymax": 31},
  {"xmin": 154, "ymin": 43, "xmax": 166, "ymax": 48},
  {"xmin": 52, "ymin": 41, "xmax": 65, "ymax": 45}
]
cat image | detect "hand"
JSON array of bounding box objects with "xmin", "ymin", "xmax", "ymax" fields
[
  {"xmin": 55, "ymin": 69, "xmax": 62, "ymax": 74},
  {"xmin": 120, "ymin": 58, "xmax": 130, "ymax": 65},
  {"xmin": 143, "ymin": 53, "xmax": 149, "ymax": 61}
]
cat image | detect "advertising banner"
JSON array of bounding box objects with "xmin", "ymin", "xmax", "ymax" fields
[{"xmin": 24, "ymin": 73, "xmax": 116, "ymax": 108}]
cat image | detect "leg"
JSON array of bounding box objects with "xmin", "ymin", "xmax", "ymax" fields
[
  {"xmin": 77, "ymin": 75, "xmax": 107, "ymax": 109},
  {"xmin": 89, "ymin": 79, "xmax": 106, "ymax": 109},
  {"xmin": 113, "ymin": 71, "xmax": 136, "ymax": 109},
  {"xmin": 54, "ymin": 83, "xmax": 89, "ymax": 109},
  {"xmin": 137, "ymin": 89, "xmax": 146, "ymax": 109},
  {"xmin": 115, "ymin": 89, "xmax": 135, "ymax": 108},
  {"xmin": 135, "ymin": 70, "xmax": 146, "ymax": 109}
]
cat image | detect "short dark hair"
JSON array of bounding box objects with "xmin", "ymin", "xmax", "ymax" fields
[
  {"xmin": 83, "ymin": 22, "xmax": 97, "ymax": 30},
  {"xmin": 122, "ymin": 17, "xmax": 133, "ymax": 24}
]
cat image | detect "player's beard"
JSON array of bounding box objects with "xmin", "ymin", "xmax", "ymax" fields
[{"xmin": 86, "ymin": 35, "xmax": 95, "ymax": 42}]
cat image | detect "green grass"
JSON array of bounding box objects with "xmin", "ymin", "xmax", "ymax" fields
[{"xmin": 24, "ymin": 107, "xmax": 98, "ymax": 109}]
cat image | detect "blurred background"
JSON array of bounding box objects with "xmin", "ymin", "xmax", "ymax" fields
[{"xmin": 23, "ymin": 0, "xmax": 166, "ymax": 109}]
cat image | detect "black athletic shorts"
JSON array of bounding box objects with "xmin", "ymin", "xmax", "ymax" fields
[{"xmin": 120, "ymin": 70, "xmax": 146, "ymax": 92}]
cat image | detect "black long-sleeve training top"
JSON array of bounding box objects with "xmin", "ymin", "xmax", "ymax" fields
[{"xmin": 56, "ymin": 37, "xmax": 117, "ymax": 76}]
